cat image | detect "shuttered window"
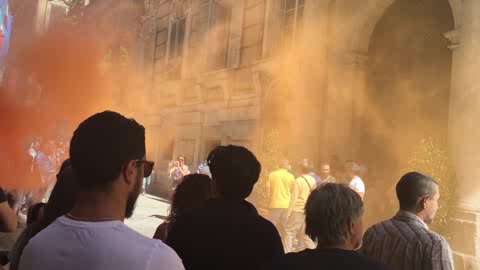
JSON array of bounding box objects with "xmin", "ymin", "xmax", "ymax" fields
[
  {"xmin": 263, "ymin": 0, "xmax": 286, "ymax": 57},
  {"xmin": 167, "ymin": 16, "xmax": 187, "ymax": 62},
  {"xmin": 227, "ymin": 0, "xmax": 245, "ymax": 69},
  {"xmin": 283, "ymin": 0, "xmax": 305, "ymax": 44},
  {"xmin": 206, "ymin": 2, "xmax": 229, "ymax": 70},
  {"xmin": 264, "ymin": 0, "xmax": 305, "ymax": 56}
]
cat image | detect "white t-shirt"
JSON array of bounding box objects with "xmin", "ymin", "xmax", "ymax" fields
[
  {"xmin": 19, "ymin": 216, "xmax": 184, "ymax": 270},
  {"xmin": 349, "ymin": 176, "xmax": 366, "ymax": 193}
]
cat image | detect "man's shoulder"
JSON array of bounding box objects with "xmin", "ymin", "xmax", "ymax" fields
[
  {"xmin": 270, "ymin": 169, "xmax": 293, "ymax": 177},
  {"xmin": 254, "ymin": 212, "xmax": 279, "ymax": 230},
  {"xmin": 352, "ymin": 176, "xmax": 364, "ymax": 183},
  {"xmin": 266, "ymin": 249, "xmax": 388, "ymax": 270},
  {"xmin": 367, "ymin": 217, "xmax": 446, "ymax": 243},
  {"xmin": 425, "ymin": 228, "xmax": 450, "ymax": 244},
  {"xmin": 296, "ymin": 174, "xmax": 315, "ymax": 184}
]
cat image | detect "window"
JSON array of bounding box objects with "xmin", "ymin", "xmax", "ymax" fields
[
  {"xmin": 283, "ymin": 0, "xmax": 305, "ymax": 45},
  {"xmin": 164, "ymin": 16, "xmax": 187, "ymax": 79},
  {"xmin": 263, "ymin": 0, "xmax": 304, "ymax": 57},
  {"xmin": 189, "ymin": 0, "xmax": 244, "ymax": 74},
  {"xmin": 167, "ymin": 17, "xmax": 187, "ymax": 62},
  {"xmin": 205, "ymin": 2, "xmax": 229, "ymax": 71},
  {"xmin": 227, "ymin": 0, "xmax": 245, "ymax": 69}
]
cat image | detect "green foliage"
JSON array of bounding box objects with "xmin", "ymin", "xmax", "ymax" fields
[{"xmin": 407, "ymin": 137, "xmax": 457, "ymax": 241}]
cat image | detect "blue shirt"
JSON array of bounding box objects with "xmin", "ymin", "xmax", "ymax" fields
[{"xmin": 308, "ymin": 172, "xmax": 323, "ymax": 187}]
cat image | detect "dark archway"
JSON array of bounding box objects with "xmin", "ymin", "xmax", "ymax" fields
[{"xmin": 361, "ymin": 0, "xmax": 454, "ymax": 222}]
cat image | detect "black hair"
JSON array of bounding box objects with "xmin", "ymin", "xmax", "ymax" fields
[
  {"xmin": 69, "ymin": 111, "xmax": 145, "ymax": 191},
  {"xmin": 207, "ymin": 145, "xmax": 261, "ymax": 200},
  {"xmin": 168, "ymin": 174, "xmax": 213, "ymax": 223},
  {"xmin": 396, "ymin": 172, "xmax": 438, "ymax": 212},
  {"xmin": 26, "ymin": 203, "xmax": 46, "ymax": 225},
  {"xmin": 15, "ymin": 160, "xmax": 77, "ymax": 270}
]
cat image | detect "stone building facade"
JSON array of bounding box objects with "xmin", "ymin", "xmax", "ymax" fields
[{"xmin": 134, "ymin": 0, "xmax": 480, "ymax": 268}]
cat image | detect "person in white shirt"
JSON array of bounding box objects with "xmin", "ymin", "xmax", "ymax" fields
[
  {"xmin": 19, "ymin": 111, "xmax": 184, "ymax": 270},
  {"xmin": 345, "ymin": 161, "xmax": 366, "ymax": 200}
]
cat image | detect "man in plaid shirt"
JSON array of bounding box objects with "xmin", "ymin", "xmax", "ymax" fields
[{"xmin": 360, "ymin": 172, "xmax": 454, "ymax": 270}]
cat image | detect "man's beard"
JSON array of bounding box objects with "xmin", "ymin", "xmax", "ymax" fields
[{"xmin": 125, "ymin": 175, "xmax": 142, "ymax": 218}]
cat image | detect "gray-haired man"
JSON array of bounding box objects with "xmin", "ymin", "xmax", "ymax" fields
[
  {"xmin": 264, "ymin": 183, "xmax": 388, "ymax": 270},
  {"xmin": 361, "ymin": 172, "xmax": 454, "ymax": 270}
]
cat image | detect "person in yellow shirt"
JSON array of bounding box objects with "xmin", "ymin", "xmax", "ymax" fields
[
  {"xmin": 266, "ymin": 160, "xmax": 294, "ymax": 236},
  {"xmin": 284, "ymin": 164, "xmax": 317, "ymax": 253}
]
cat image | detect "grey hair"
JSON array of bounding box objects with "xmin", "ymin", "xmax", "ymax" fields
[
  {"xmin": 396, "ymin": 172, "xmax": 438, "ymax": 212},
  {"xmin": 305, "ymin": 183, "xmax": 364, "ymax": 247},
  {"xmin": 344, "ymin": 160, "xmax": 360, "ymax": 174}
]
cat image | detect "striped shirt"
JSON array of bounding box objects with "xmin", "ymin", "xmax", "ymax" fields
[{"xmin": 360, "ymin": 211, "xmax": 454, "ymax": 270}]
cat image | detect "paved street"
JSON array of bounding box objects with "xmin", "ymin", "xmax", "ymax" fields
[{"xmin": 124, "ymin": 194, "xmax": 170, "ymax": 238}]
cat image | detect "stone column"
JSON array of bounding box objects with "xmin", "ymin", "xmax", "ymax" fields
[{"xmin": 448, "ymin": 0, "xmax": 480, "ymax": 268}]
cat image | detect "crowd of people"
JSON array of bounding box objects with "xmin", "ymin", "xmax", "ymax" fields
[
  {"xmin": 0, "ymin": 110, "xmax": 455, "ymax": 270},
  {"xmin": 1, "ymin": 137, "xmax": 69, "ymax": 219}
]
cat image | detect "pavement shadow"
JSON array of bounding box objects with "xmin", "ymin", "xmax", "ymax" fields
[
  {"xmin": 144, "ymin": 194, "xmax": 171, "ymax": 204},
  {"xmin": 149, "ymin": 214, "xmax": 168, "ymax": 220}
]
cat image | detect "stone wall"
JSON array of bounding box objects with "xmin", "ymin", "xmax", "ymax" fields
[{"xmin": 138, "ymin": 0, "xmax": 266, "ymax": 174}]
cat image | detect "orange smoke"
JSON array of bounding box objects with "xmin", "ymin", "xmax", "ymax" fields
[{"xmin": 0, "ymin": 24, "xmax": 118, "ymax": 190}]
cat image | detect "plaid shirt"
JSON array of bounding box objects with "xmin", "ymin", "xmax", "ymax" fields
[{"xmin": 361, "ymin": 211, "xmax": 454, "ymax": 270}]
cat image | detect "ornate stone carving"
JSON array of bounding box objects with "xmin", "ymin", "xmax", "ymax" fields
[{"xmin": 144, "ymin": 0, "xmax": 155, "ymax": 16}]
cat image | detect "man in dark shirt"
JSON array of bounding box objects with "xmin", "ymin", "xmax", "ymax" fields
[
  {"xmin": 264, "ymin": 183, "xmax": 388, "ymax": 270},
  {"xmin": 166, "ymin": 145, "xmax": 284, "ymax": 270}
]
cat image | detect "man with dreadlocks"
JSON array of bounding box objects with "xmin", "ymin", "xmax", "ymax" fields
[{"xmin": 166, "ymin": 145, "xmax": 284, "ymax": 270}]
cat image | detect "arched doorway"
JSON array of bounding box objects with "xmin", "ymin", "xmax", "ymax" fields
[{"xmin": 360, "ymin": 0, "xmax": 454, "ymax": 221}]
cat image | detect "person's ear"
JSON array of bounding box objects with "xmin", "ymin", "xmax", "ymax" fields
[
  {"xmin": 349, "ymin": 220, "xmax": 356, "ymax": 236},
  {"xmin": 123, "ymin": 160, "xmax": 137, "ymax": 186},
  {"xmin": 420, "ymin": 195, "xmax": 429, "ymax": 210}
]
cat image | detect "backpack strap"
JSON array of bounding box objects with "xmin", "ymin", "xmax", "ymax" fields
[{"xmin": 301, "ymin": 176, "xmax": 313, "ymax": 192}]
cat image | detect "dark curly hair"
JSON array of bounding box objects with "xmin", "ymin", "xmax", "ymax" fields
[
  {"xmin": 168, "ymin": 174, "xmax": 213, "ymax": 223},
  {"xmin": 207, "ymin": 145, "xmax": 261, "ymax": 200}
]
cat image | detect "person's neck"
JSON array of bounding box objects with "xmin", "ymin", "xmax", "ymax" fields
[
  {"xmin": 69, "ymin": 190, "xmax": 126, "ymax": 222},
  {"xmin": 317, "ymin": 242, "xmax": 355, "ymax": 251},
  {"xmin": 402, "ymin": 209, "xmax": 428, "ymax": 224}
]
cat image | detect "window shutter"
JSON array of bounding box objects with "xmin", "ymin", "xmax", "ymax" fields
[
  {"xmin": 168, "ymin": 19, "xmax": 178, "ymax": 61},
  {"xmin": 187, "ymin": 0, "xmax": 212, "ymax": 74},
  {"xmin": 176, "ymin": 17, "xmax": 187, "ymax": 58},
  {"xmin": 227, "ymin": 0, "xmax": 245, "ymax": 69},
  {"xmin": 167, "ymin": 17, "xmax": 187, "ymax": 62},
  {"xmin": 263, "ymin": 0, "xmax": 286, "ymax": 57}
]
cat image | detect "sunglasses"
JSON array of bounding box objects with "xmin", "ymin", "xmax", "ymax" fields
[{"xmin": 135, "ymin": 160, "xmax": 155, "ymax": 178}]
